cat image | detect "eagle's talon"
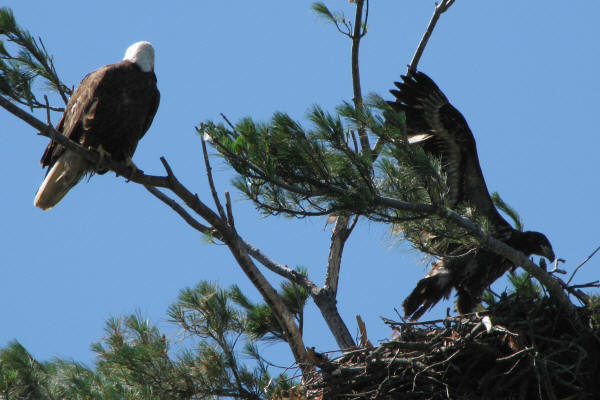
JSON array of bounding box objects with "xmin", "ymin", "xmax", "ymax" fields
[
  {"xmin": 125, "ymin": 158, "xmax": 138, "ymax": 181},
  {"xmin": 90, "ymin": 144, "xmax": 111, "ymax": 171}
]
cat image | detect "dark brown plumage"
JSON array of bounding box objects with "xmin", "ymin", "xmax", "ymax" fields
[
  {"xmin": 389, "ymin": 72, "xmax": 554, "ymax": 320},
  {"xmin": 34, "ymin": 42, "xmax": 159, "ymax": 210},
  {"xmin": 41, "ymin": 60, "xmax": 159, "ymax": 170}
]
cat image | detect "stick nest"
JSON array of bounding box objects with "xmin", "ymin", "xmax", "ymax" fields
[{"xmin": 304, "ymin": 294, "xmax": 600, "ymax": 399}]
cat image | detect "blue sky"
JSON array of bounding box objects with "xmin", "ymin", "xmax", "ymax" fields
[{"xmin": 1, "ymin": 1, "xmax": 599, "ymax": 368}]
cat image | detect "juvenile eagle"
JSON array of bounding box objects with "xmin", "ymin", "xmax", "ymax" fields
[
  {"xmin": 389, "ymin": 72, "xmax": 555, "ymax": 320},
  {"xmin": 34, "ymin": 41, "xmax": 160, "ymax": 210}
]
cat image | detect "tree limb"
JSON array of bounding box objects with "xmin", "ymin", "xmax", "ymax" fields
[
  {"xmin": 351, "ymin": 0, "xmax": 369, "ymax": 153},
  {"xmin": 200, "ymin": 129, "xmax": 227, "ymax": 221},
  {"xmin": 406, "ymin": 0, "xmax": 455, "ymax": 78}
]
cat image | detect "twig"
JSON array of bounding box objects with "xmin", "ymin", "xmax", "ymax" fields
[
  {"xmin": 200, "ymin": 129, "xmax": 227, "ymax": 220},
  {"xmin": 220, "ymin": 112, "xmax": 238, "ymax": 134},
  {"xmin": 43, "ymin": 95, "xmax": 51, "ymax": 125},
  {"xmin": 497, "ymin": 346, "xmax": 534, "ymax": 361},
  {"xmin": 324, "ymin": 215, "xmax": 350, "ymax": 295},
  {"xmin": 566, "ymin": 243, "xmax": 600, "ymax": 285},
  {"xmin": 350, "ymin": 0, "xmax": 369, "ymax": 153},
  {"xmin": 144, "ymin": 185, "xmax": 214, "ymax": 237},
  {"xmin": 412, "ymin": 349, "xmax": 460, "ymax": 391},
  {"xmin": 225, "ymin": 191, "xmax": 234, "ymax": 228},
  {"xmin": 567, "ymin": 281, "xmax": 599, "ymax": 290}
]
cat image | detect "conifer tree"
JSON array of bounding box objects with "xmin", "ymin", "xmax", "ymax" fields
[{"xmin": 1, "ymin": 2, "xmax": 599, "ymax": 398}]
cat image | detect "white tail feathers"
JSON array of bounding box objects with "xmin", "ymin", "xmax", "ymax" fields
[{"xmin": 34, "ymin": 151, "xmax": 88, "ymax": 210}]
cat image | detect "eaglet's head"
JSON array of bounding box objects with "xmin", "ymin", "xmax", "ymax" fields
[
  {"xmin": 123, "ymin": 41, "xmax": 155, "ymax": 72},
  {"xmin": 521, "ymin": 231, "xmax": 555, "ymax": 262}
]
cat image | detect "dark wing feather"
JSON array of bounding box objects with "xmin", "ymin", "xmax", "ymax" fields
[{"xmin": 390, "ymin": 72, "xmax": 509, "ymax": 231}]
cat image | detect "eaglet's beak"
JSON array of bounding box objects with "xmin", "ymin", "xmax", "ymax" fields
[{"xmin": 542, "ymin": 245, "xmax": 556, "ymax": 263}]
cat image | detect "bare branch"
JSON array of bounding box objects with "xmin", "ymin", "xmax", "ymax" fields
[
  {"xmin": 324, "ymin": 215, "xmax": 351, "ymax": 296},
  {"xmin": 144, "ymin": 185, "xmax": 213, "ymax": 237},
  {"xmin": 407, "ymin": 0, "xmax": 456, "ymax": 78},
  {"xmin": 566, "ymin": 244, "xmax": 600, "ymax": 285},
  {"xmin": 225, "ymin": 191, "xmax": 234, "ymax": 228},
  {"xmin": 350, "ymin": 0, "xmax": 369, "ymax": 153},
  {"xmin": 43, "ymin": 94, "xmax": 51, "ymax": 125},
  {"xmin": 200, "ymin": 127, "xmax": 227, "ymax": 220}
]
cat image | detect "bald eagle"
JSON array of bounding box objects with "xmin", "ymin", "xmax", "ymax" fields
[
  {"xmin": 34, "ymin": 41, "xmax": 160, "ymax": 210},
  {"xmin": 389, "ymin": 72, "xmax": 555, "ymax": 320}
]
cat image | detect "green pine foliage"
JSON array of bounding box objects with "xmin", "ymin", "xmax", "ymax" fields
[
  {"xmin": 588, "ymin": 295, "xmax": 600, "ymax": 329},
  {"xmin": 491, "ymin": 191, "xmax": 523, "ymax": 231},
  {"xmin": 229, "ymin": 267, "xmax": 309, "ymax": 342},
  {"xmin": 0, "ymin": 7, "xmax": 70, "ymax": 110},
  {"xmin": 483, "ymin": 271, "xmax": 543, "ymax": 308},
  {"xmin": 201, "ymin": 94, "xmax": 478, "ymax": 256},
  {"xmin": 0, "ymin": 281, "xmax": 303, "ymax": 399}
]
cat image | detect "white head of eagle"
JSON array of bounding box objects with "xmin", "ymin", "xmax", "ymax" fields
[
  {"xmin": 34, "ymin": 41, "xmax": 160, "ymax": 210},
  {"xmin": 124, "ymin": 41, "xmax": 155, "ymax": 72}
]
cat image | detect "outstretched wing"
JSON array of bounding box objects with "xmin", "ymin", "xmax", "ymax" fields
[{"xmin": 389, "ymin": 72, "xmax": 507, "ymax": 229}]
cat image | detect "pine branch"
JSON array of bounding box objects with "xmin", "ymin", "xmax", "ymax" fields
[
  {"xmin": 0, "ymin": 7, "xmax": 70, "ymax": 108},
  {"xmin": 491, "ymin": 191, "xmax": 523, "ymax": 231}
]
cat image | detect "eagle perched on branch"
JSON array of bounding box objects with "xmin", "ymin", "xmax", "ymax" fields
[
  {"xmin": 34, "ymin": 41, "xmax": 160, "ymax": 210},
  {"xmin": 389, "ymin": 72, "xmax": 555, "ymax": 320}
]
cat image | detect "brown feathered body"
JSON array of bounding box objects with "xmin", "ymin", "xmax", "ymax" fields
[
  {"xmin": 389, "ymin": 72, "xmax": 554, "ymax": 320},
  {"xmin": 34, "ymin": 59, "xmax": 159, "ymax": 210}
]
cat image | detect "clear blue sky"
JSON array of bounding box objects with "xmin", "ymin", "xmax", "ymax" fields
[{"xmin": 2, "ymin": 1, "xmax": 599, "ymax": 368}]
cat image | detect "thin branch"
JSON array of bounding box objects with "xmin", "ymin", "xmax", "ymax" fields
[
  {"xmin": 200, "ymin": 127, "xmax": 227, "ymax": 220},
  {"xmin": 240, "ymin": 239, "xmax": 319, "ymax": 293},
  {"xmin": 144, "ymin": 185, "xmax": 214, "ymax": 237},
  {"xmin": 225, "ymin": 191, "xmax": 234, "ymax": 228},
  {"xmin": 43, "ymin": 95, "xmax": 51, "ymax": 125},
  {"xmin": 567, "ymin": 281, "xmax": 599, "ymax": 290},
  {"xmin": 324, "ymin": 215, "xmax": 351, "ymax": 296},
  {"xmin": 351, "ymin": 0, "xmax": 369, "ymax": 153},
  {"xmin": 407, "ymin": 0, "xmax": 456, "ymax": 78},
  {"xmin": 566, "ymin": 243, "xmax": 600, "ymax": 285}
]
